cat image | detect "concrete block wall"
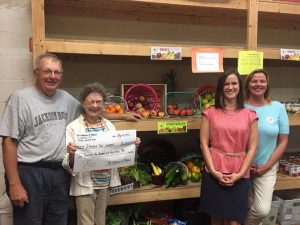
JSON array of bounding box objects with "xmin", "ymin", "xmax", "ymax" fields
[{"xmin": 0, "ymin": 0, "xmax": 33, "ymax": 193}]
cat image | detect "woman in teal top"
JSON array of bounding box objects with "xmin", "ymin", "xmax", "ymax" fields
[{"xmin": 244, "ymin": 69, "xmax": 289, "ymax": 225}]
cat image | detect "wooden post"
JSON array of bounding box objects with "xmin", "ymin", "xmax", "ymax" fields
[
  {"xmin": 247, "ymin": 0, "xmax": 258, "ymax": 50},
  {"xmin": 31, "ymin": 0, "xmax": 46, "ymax": 64}
]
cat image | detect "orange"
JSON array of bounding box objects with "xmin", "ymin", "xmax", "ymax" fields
[
  {"xmin": 118, "ymin": 109, "xmax": 125, "ymax": 114},
  {"xmin": 107, "ymin": 104, "xmax": 114, "ymax": 109},
  {"xmin": 109, "ymin": 108, "xmax": 116, "ymax": 113},
  {"xmin": 114, "ymin": 104, "xmax": 122, "ymax": 112}
]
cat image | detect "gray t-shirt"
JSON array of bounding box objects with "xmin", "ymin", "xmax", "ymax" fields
[{"xmin": 0, "ymin": 85, "xmax": 80, "ymax": 162}]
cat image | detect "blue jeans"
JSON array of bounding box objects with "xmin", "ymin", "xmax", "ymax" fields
[{"xmin": 6, "ymin": 162, "xmax": 69, "ymax": 225}]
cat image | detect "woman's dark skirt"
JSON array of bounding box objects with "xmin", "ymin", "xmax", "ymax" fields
[{"xmin": 199, "ymin": 170, "xmax": 250, "ymax": 222}]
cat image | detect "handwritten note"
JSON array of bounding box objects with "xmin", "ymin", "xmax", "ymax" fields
[{"xmin": 73, "ymin": 130, "xmax": 136, "ymax": 172}]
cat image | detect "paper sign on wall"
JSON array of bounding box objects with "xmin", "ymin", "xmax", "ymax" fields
[
  {"xmin": 73, "ymin": 130, "xmax": 136, "ymax": 172},
  {"xmin": 238, "ymin": 51, "xmax": 263, "ymax": 75},
  {"xmin": 192, "ymin": 48, "xmax": 224, "ymax": 73},
  {"xmin": 281, "ymin": 49, "xmax": 300, "ymax": 61},
  {"xmin": 151, "ymin": 47, "xmax": 182, "ymax": 60}
]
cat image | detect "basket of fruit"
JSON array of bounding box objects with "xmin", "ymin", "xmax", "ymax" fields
[
  {"xmin": 197, "ymin": 85, "xmax": 216, "ymax": 110},
  {"xmin": 105, "ymin": 95, "xmax": 128, "ymax": 114},
  {"xmin": 166, "ymin": 92, "xmax": 201, "ymax": 117},
  {"xmin": 124, "ymin": 83, "xmax": 159, "ymax": 113},
  {"xmin": 164, "ymin": 162, "xmax": 189, "ymax": 188}
]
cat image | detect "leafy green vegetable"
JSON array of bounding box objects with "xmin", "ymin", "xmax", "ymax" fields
[{"xmin": 106, "ymin": 210, "xmax": 126, "ymax": 225}]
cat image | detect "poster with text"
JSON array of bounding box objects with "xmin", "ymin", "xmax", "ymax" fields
[
  {"xmin": 192, "ymin": 48, "xmax": 224, "ymax": 73},
  {"xmin": 73, "ymin": 130, "xmax": 136, "ymax": 172},
  {"xmin": 238, "ymin": 51, "xmax": 263, "ymax": 75}
]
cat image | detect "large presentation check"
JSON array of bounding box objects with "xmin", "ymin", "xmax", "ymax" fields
[{"xmin": 73, "ymin": 130, "xmax": 136, "ymax": 172}]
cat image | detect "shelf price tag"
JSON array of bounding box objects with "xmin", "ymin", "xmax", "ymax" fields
[
  {"xmin": 151, "ymin": 47, "xmax": 182, "ymax": 60},
  {"xmin": 157, "ymin": 121, "xmax": 187, "ymax": 134},
  {"xmin": 238, "ymin": 51, "xmax": 263, "ymax": 75}
]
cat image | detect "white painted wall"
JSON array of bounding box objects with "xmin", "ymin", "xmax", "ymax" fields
[{"xmin": 0, "ymin": 0, "xmax": 33, "ymax": 194}]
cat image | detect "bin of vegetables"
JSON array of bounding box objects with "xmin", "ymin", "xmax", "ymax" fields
[
  {"xmin": 164, "ymin": 162, "xmax": 189, "ymax": 188},
  {"xmin": 118, "ymin": 163, "xmax": 152, "ymax": 189}
]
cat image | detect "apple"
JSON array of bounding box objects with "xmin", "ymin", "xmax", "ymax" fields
[
  {"xmin": 136, "ymin": 108, "xmax": 145, "ymax": 116},
  {"xmin": 135, "ymin": 102, "xmax": 143, "ymax": 109},
  {"xmin": 186, "ymin": 108, "xmax": 193, "ymax": 116},
  {"xmin": 150, "ymin": 109, "xmax": 158, "ymax": 117},
  {"xmin": 179, "ymin": 109, "xmax": 186, "ymax": 116},
  {"xmin": 173, "ymin": 109, "xmax": 180, "ymax": 116},
  {"xmin": 141, "ymin": 110, "xmax": 150, "ymax": 118},
  {"xmin": 128, "ymin": 101, "xmax": 135, "ymax": 110},
  {"xmin": 139, "ymin": 95, "xmax": 146, "ymax": 102},
  {"xmin": 167, "ymin": 108, "xmax": 175, "ymax": 116},
  {"xmin": 167, "ymin": 103, "xmax": 178, "ymax": 110},
  {"xmin": 158, "ymin": 111, "xmax": 165, "ymax": 118}
]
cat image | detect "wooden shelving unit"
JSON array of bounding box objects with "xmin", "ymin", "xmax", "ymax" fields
[
  {"xmin": 32, "ymin": 0, "xmax": 300, "ymax": 60},
  {"xmin": 31, "ymin": 0, "xmax": 300, "ymax": 206},
  {"xmin": 108, "ymin": 173, "xmax": 300, "ymax": 205}
]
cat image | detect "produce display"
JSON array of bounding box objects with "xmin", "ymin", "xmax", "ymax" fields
[
  {"xmin": 118, "ymin": 164, "xmax": 152, "ymax": 188},
  {"xmin": 105, "ymin": 103, "xmax": 126, "ymax": 114},
  {"xmin": 166, "ymin": 92, "xmax": 202, "ymax": 118},
  {"xmin": 200, "ymin": 93, "xmax": 215, "ymax": 110},
  {"xmin": 184, "ymin": 157, "xmax": 203, "ymax": 183},
  {"xmin": 166, "ymin": 102, "xmax": 201, "ymax": 117},
  {"xmin": 164, "ymin": 162, "xmax": 189, "ymax": 188},
  {"xmin": 124, "ymin": 83, "xmax": 166, "ymax": 119},
  {"xmin": 197, "ymin": 85, "xmax": 216, "ymax": 110}
]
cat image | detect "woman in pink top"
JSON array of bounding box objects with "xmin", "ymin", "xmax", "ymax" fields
[{"xmin": 199, "ymin": 69, "xmax": 258, "ymax": 225}]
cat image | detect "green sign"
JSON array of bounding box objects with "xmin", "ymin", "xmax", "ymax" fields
[{"xmin": 157, "ymin": 121, "xmax": 188, "ymax": 134}]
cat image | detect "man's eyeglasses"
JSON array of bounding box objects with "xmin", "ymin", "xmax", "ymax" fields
[{"xmin": 38, "ymin": 69, "xmax": 63, "ymax": 77}]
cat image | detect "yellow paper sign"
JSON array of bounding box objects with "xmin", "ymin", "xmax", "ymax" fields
[
  {"xmin": 238, "ymin": 51, "xmax": 263, "ymax": 75},
  {"xmin": 157, "ymin": 121, "xmax": 187, "ymax": 134}
]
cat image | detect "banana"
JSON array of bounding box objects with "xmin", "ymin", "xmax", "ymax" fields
[
  {"xmin": 151, "ymin": 162, "xmax": 160, "ymax": 176},
  {"xmin": 157, "ymin": 166, "xmax": 162, "ymax": 175}
]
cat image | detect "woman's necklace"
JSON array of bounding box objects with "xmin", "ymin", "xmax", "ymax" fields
[
  {"xmin": 223, "ymin": 108, "xmax": 239, "ymax": 116},
  {"xmin": 84, "ymin": 116, "xmax": 102, "ymax": 129}
]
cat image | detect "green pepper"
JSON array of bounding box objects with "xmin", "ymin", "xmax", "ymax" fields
[{"xmin": 190, "ymin": 172, "xmax": 201, "ymax": 182}]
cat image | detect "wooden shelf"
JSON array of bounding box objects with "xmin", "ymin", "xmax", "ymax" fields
[
  {"xmin": 108, "ymin": 182, "xmax": 200, "ymax": 206},
  {"xmin": 108, "ymin": 173, "xmax": 300, "ymax": 205},
  {"xmin": 275, "ymin": 173, "xmax": 300, "ymax": 190},
  {"xmin": 34, "ymin": 0, "xmax": 300, "ymax": 59},
  {"xmin": 113, "ymin": 117, "xmax": 200, "ymax": 131},
  {"xmin": 112, "ymin": 114, "xmax": 300, "ymax": 132},
  {"xmin": 45, "ymin": 38, "xmax": 246, "ymax": 58},
  {"xmin": 45, "ymin": 38, "xmax": 291, "ymax": 59}
]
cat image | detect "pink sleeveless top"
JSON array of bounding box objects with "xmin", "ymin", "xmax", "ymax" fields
[{"xmin": 202, "ymin": 107, "xmax": 257, "ymax": 178}]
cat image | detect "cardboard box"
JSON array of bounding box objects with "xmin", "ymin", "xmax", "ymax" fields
[
  {"xmin": 0, "ymin": 193, "xmax": 12, "ymax": 225},
  {"xmin": 121, "ymin": 83, "xmax": 167, "ymax": 112},
  {"xmin": 263, "ymin": 196, "xmax": 282, "ymax": 225},
  {"xmin": 276, "ymin": 190, "xmax": 300, "ymax": 225}
]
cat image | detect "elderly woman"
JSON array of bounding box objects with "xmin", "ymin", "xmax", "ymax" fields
[{"xmin": 63, "ymin": 82, "xmax": 140, "ymax": 225}]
